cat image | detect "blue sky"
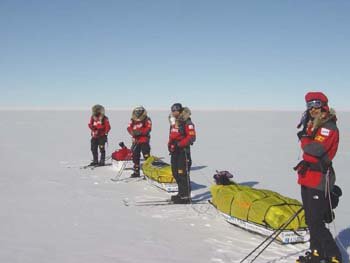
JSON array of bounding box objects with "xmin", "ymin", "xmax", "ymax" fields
[{"xmin": 0, "ymin": 0, "xmax": 349, "ymax": 110}]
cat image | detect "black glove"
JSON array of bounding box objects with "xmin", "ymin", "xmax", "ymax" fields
[
  {"xmin": 297, "ymin": 110, "xmax": 310, "ymax": 129},
  {"xmin": 297, "ymin": 130, "xmax": 306, "ymax": 140},
  {"xmin": 133, "ymin": 130, "xmax": 142, "ymax": 136},
  {"xmin": 293, "ymin": 160, "xmax": 309, "ymax": 177},
  {"xmin": 297, "ymin": 110, "xmax": 311, "ymax": 140},
  {"xmin": 168, "ymin": 142, "xmax": 178, "ymax": 154}
]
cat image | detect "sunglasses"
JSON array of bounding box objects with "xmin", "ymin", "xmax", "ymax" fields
[
  {"xmin": 171, "ymin": 106, "xmax": 182, "ymax": 112},
  {"xmin": 306, "ymin": 100, "xmax": 323, "ymax": 110}
]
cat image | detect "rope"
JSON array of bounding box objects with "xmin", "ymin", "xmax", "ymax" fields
[{"xmin": 325, "ymin": 170, "xmax": 348, "ymax": 255}]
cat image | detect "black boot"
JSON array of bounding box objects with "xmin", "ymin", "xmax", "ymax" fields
[
  {"xmin": 131, "ymin": 165, "xmax": 140, "ymax": 178},
  {"xmin": 296, "ymin": 250, "xmax": 323, "ymax": 263},
  {"xmin": 171, "ymin": 194, "xmax": 180, "ymax": 202},
  {"xmin": 131, "ymin": 172, "xmax": 140, "ymax": 178},
  {"xmin": 328, "ymin": 256, "xmax": 342, "ymax": 263},
  {"xmin": 99, "ymin": 145, "xmax": 105, "ymax": 166},
  {"xmin": 91, "ymin": 153, "xmax": 98, "ymax": 166},
  {"xmin": 173, "ymin": 195, "xmax": 191, "ymax": 204},
  {"xmin": 90, "ymin": 160, "xmax": 99, "ymax": 166}
]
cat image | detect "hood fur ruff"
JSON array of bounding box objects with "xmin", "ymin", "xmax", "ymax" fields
[
  {"xmin": 177, "ymin": 107, "xmax": 191, "ymax": 124},
  {"xmin": 312, "ymin": 108, "xmax": 337, "ymax": 130},
  {"xmin": 132, "ymin": 109, "xmax": 148, "ymax": 122},
  {"xmin": 168, "ymin": 107, "xmax": 191, "ymax": 125},
  {"xmin": 92, "ymin": 104, "xmax": 105, "ymax": 116},
  {"xmin": 179, "ymin": 107, "xmax": 191, "ymax": 120}
]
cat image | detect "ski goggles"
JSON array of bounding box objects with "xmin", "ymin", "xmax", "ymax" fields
[
  {"xmin": 306, "ymin": 100, "xmax": 323, "ymax": 110},
  {"xmin": 133, "ymin": 107, "xmax": 145, "ymax": 117}
]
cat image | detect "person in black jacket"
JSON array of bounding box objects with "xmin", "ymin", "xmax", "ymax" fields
[{"xmin": 168, "ymin": 103, "xmax": 196, "ymax": 204}]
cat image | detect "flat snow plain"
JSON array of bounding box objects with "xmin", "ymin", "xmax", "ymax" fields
[{"xmin": 0, "ymin": 110, "xmax": 349, "ymax": 263}]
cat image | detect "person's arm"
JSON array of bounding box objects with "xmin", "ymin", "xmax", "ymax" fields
[
  {"xmin": 301, "ymin": 126, "xmax": 339, "ymax": 168},
  {"xmin": 88, "ymin": 117, "xmax": 94, "ymax": 130},
  {"xmin": 168, "ymin": 125, "xmax": 176, "ymax": 152},
  {"xmin": 104, "ymin": 117, "xmax": 111, "ymax": 135},
  {"xmin": 178, "ymin": 122, "xmax": 196, "ymax": 148},
  {"xmin": 139, "ymin": 118, "xmax": 152, "ymax": 136},
  {"xmin": 127, "ymin": 120, "xmax": 134, "ymax": 136}
]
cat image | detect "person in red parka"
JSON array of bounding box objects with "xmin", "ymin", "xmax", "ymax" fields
[
  {"xmin": 294, "ymin": 92, "xmax": 342, "ymax": 263},
  {"xmin": 88, "ymin": 104, "xmax": 111, "ymax": 166},
  {"xmin": 127, "ymin": 106, "xmax": 152, "ymax": 177},
  {"xmin": 168, "ymin": 103, "xmax": 196, "ymax": 204}
]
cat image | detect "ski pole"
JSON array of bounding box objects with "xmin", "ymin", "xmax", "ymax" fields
[
  {"xmin": 184, "ymin": 150, "xmax": 192, "ymax": 203},
  {"xmin": 249, "ymin": 207, "xmax": 304, "ymax": 263},
  {"xmin": 239, "ymin": 207, "xmax": 304, "ymax": 263}
]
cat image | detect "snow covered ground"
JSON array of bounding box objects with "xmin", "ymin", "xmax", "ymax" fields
[{"xmin": 0, "ymin": 110, "xmax": 349, "ymax": 263}]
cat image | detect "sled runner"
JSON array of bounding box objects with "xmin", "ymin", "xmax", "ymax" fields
[{"xmin": 142, "ymin": 156, "xmax": 178, "ymax": 192}]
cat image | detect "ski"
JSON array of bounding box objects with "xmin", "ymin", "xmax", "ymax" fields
[
  {"xmin": 123, "ymin": 199, "xmax": 208, "ymax": 207},
  {"xmin": 118, "ymin": 177, "xmax": 146, "ymax": 183},
  {"xmin": 135, "ymin": 201, "xmax": 174, "ymax": 206},
  {"xmin": 135, "ymin": 200, "xmax": 208, "ymax": 206},
  {"xmin": 134, "ymin": 199, "xmax": 172, "ymax": 204},
  {"xmin": 80, "ymin": 164, "xmax": 96, "ymax": 169},
  {"xmin": 112, "ymin": 177, "xmax": 145, "ymax": 183},
  {"xmin": 90, "ymin": 163, "xmax": 112, "ymax": 170},
  {"xmin": 80, "ymin": 163, "xmax": 112, "ymax": 170}
]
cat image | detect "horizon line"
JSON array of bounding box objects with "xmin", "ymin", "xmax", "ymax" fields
[{"xmin": 0, "ymin": 106, "xmax": 349, "ymax": 112}]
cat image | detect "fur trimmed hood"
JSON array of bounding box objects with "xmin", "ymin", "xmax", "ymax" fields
[
  {"xmin": 92, "ymin": 104, "xmax": 105, "ymax": 116},
  {"xmin": 168, "ymin": 107, "xmax": 192, "ymax": 125},
  {"xmin": 178, "ymin": 107, "xmax": 191, "ymax": 122},
  {"xmin": 131, "ymin": 109, "xmax": 148, "ymax": 122},
  {"xmin": 312, "ymin": 108, "xmax": 337, "ymax": 130}
]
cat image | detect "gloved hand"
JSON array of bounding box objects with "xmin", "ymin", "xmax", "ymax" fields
[
  {"xmin": 96, "ymin": 124, "xmax": 104, "ymax": 130},
  {"xmin": 133, "ymin": 130, "xmax": 142, "ymax": 136},
  {"xmin": 297, "ymin": 130, "xmax": 307, "ymax": 140},
  {"xmin": 168, "ymin": 142, "xmax": 179, "ymax": 154},
  {"xmin": 132, "ymin": 138, "xmax": 138, "ymax": 145},
  {"xmin": 293, "ymin": 160, "xmax": 309, "ymax": 177}
]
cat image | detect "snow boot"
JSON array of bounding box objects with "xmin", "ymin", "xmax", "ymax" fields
[
  {"xmin": 100, "ymin": 148, "xmax": 106, "ymax": 165},
  {"xmin": 328, "ymin": 256, "xmax": 342, "ymax": 263},
  {"xmin": 90, "ymin": 160, "xmax": 99, "ymax": 166},
  {"xmin": 131, "ymin": 166, "xmax": 141, "ymax": 178},
  {"xmin": 171, "ymin": 194, "xmax": 180, "ymax": 202},
  {"xmin": 98, "ymin": 156, "xmax": 106, "ymax": 166},
  {"xmin": 173, "ymin": 196, "xmax": 191, "ymax": 204},
  {"xmin": 296, "ymin": 250, "xmax": 323, "ymax": 263},
  {"xmin": 130, "ymin": 169, "xmax": 140, "ymax": 178}
]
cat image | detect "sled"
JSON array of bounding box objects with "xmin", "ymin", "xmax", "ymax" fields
[
  {"xmin": 112, "ymin": 160, "xmax": 134, "ymax": 172},
  {"xmin": 210, "ymin": 183, "xmax": 309, "ymax": 244},
  {"xmin": 215, "ymin": 208, "xmax": 309, "ymax": 244},
  {"xmin": 142, "ymin": 156, "xmax": 178, "ymax": 193}
]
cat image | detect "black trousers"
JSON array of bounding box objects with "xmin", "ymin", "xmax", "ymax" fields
[
  {"xmin": 301, "ymin": 186, "xmax": 341, "ymax": 260},
  {"xmin": 171, "ymin": 149, "xmax": 191, "ymax": 198},
  {"xmin": 185, "ymin": 147, "xmax": 192, "ymax": 172},
  {"xmin": 132, "ymin": 143, "xmax": 150, "ymax": 172},
  {"xmin": 91, "ymin": 136, "xmax": 107, "ymax": 162}
]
